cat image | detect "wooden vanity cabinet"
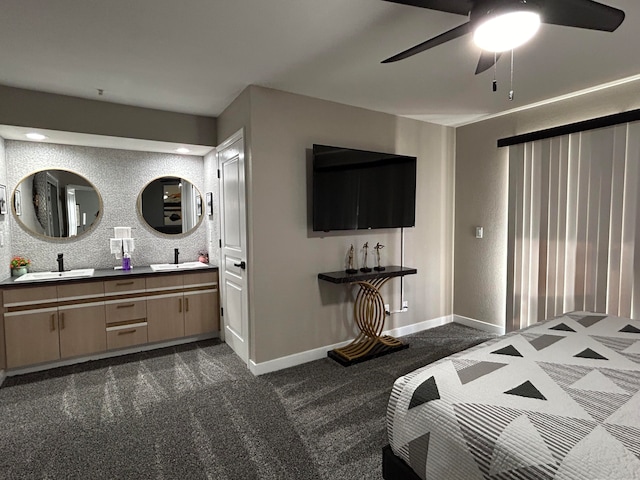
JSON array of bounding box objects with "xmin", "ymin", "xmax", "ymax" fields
[
  {"xmin": 145, "ymin": 271, "xmax": 219, "ymax": 341},
  {"xmin": 5, "ymin": 310, "xmax": 61, "ymax": 368},
  {"xmin": 146, "ymin": 274, "xmax": 185, "ymax": 343},
  {"xmin": 104, "ymin": 277, "xmax": 148, "ymax": 350},
  {"xmin": 2, "ymin": 269, "xmax": 219, "ymax": 371},
  {"xmin": 57, "ymin": 282, "xmax": 106, "ymax": 359},
  {"xmin": 4, "ymin": 282, "xmax": 107, "ymax": 369}
]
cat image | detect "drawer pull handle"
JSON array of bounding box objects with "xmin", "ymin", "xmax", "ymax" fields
[
  {"xmin": 179, "ymin": 298, "xmax": 182, "ymax": 313},
  {"xmin": 116, "ymin": 281, "xmax": 135, "ymax": 286},
  {"xmin": 186, "ymin": 298, "xmax": 189, "ymax": 312},
  {"xmin": 50, "ymin": 314, "xmax": 56, "ymax": 332},
  {"xmin": 60, "ymin": 312, "xmax": 65, "ymax": 330},
  {"xmin": 117, "ymin": 329, "xmax": 136, "ymax": 335},
  {"xmin": 117, "ymin": 303, "xmax": 135, "ymax": 309}
]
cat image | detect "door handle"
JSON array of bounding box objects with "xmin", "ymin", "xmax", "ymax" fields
[{"xmin": 233, "ymin": 261, "xmax": 246, "ymax": 270}]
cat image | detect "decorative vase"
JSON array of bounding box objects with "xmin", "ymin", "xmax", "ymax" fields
[{"xmin": 12, "ymin": 266, "xmax": 28, "ymax": 277}]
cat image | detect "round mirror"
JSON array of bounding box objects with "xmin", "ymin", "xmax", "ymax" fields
[
  {"xmin": 138, "ymin": 177, "xmax": 203, "ymax": 235},
  {"xmin": 13, "ymin": 169, "xmax": 102, "ymax": 239}
]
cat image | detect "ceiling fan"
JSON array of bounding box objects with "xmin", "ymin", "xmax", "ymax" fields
[{"xmin": 382, "ymin": 0, "xmax": 626, "ymax": 74}]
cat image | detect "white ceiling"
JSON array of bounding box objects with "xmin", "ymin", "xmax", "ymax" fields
[{"xmin": 0, "ymin": 0, "xmax": 637, "ymax": 131}]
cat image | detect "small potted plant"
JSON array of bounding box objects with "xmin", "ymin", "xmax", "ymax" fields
[{"xmin": 10, "ymin": 256, "xmax": 31, "ymax": 277}]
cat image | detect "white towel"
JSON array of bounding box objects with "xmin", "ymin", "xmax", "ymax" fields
[
  {"xmin": 110, "ymin": 238, "xmax": 123, "ymax": 257},
  {"xmin": 122, "ymin": 238, "xmax": 135, "ymax": 254},
  {"xmin": 114, "ymin": 227, "xmax": 131, "ymax": 239}
]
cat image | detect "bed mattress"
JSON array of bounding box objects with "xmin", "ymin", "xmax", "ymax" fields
[{"xmin": 387, "ymin": 312, "xmax": 640, "ymax": 480}]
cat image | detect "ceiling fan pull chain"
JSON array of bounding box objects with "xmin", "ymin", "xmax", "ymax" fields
[
  {"xmin": 509, "ymin": 49, "xmax": 515, "ymax": 101},
  {"xmin": 493, "ymin": 52, "xmax": 498, "ymax": 92}
]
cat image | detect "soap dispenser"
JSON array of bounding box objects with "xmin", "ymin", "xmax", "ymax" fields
[{"xmin": 122, "ymin": 252, "xmax": 131, "ymax": 271}]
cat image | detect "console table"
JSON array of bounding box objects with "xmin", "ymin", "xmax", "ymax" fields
[{"xmin": 318, "ymin": 265, "xmax": 417, "ymax": 366}]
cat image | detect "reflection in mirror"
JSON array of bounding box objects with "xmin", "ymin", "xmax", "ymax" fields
[
  {"xmin": 13, "ymin": 170, "xmax": 102, "ymax": 239},
  {"xmin": 138, "ymin": 177, "xmax": 202, "ymax": 235}
]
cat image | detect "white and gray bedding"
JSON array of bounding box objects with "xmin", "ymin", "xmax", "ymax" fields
[{"xmin": 387, "ymin": 312, "xmax": 640, "ymax": 480}]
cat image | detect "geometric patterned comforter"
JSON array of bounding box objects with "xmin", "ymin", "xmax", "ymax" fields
[{"xmin": 387, "ymin": 312, "xmax": 640, "ymax": 480}]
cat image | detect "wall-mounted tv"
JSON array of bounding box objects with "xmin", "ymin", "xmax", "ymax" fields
[{"xmin": 312, "ymin": 144, "xmax": 416, "ymax": 231}]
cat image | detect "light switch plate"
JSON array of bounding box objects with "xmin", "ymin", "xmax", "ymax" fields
[{"xmin": 475, "ymin": 226, "xmax": 484, "ymax": 239}]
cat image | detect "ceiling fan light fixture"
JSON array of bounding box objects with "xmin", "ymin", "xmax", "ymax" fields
[{"xmin": 473, "ymin": 10, "xmax": 541, "ymax": 53}]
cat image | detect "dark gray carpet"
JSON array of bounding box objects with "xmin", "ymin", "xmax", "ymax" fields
[{"xmin": 0, "ymin": 323, "xmax": 496, "ymax": 479}]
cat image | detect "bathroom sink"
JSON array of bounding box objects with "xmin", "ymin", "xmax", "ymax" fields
[
  {"xmin": 14, "ymin": 268, "xmax": 95, "ymax": 282},
  {"xmin": 150, "ymin": 262, "xmax": 209, "ymax": 272}
]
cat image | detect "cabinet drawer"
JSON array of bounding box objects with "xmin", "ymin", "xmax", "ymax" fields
[
  {"xmin": 145, "ymin": 274, "xmax": 183, "ymax": 291},
  {"xmin": 57, "ymin": 281, "xmax": 104, "ymax": 300},
  {"xmin": 107, "ymin": 325, "xmax": 148, "ymax": 350},
  {"xmin": 183, "ymin": 271, "xmax": 218, "ymax": 287},
  {"xmin": 104, "ymin": 278, "xmax": 145, "ymax": 295},
  {"xmin": 105, "ymin": 300, "xmax": 147, "ymax": 324},
  {"xmin": 4, "ymin": 286, "xmax": 57, "ymax": 306}
]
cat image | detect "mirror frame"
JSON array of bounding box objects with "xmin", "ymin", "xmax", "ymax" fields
[
  {"xmin": 12, "ymin": 169, "xmax": 103, "ymax": 241},
  {"xmin": 136, "ymin": 175, "xmax": 205, "ymax": 238}
]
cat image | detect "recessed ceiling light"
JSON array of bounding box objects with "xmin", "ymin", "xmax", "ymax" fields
[
  {"xmin": 176, "ymin": 147, "xmax": 190, "ymax": 154},
  {"xmin": 25, "ymin": 132, "xmax": 47, "ymax": 141}
]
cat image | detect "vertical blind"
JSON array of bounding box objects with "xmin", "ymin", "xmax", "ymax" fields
[{"xmin": 507, "ymin": 121, "xmax": 640, "ymax": 331}]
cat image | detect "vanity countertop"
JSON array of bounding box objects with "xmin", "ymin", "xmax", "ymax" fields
[{"xmin": 0, "ymin": 263, "xmax": 219, "ymax": 288}]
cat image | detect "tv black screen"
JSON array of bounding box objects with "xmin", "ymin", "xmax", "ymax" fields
[{"xmin": 312, "ymin": 144, "xmax": 416, "ymax": 231}]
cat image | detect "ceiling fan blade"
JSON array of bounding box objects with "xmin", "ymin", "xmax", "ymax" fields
[
  {"xmin": 383, "ymin": 0, "xmax": 472, "ymax": 16},
  {"xmin": 382, "ymin": 21, "xmax": 473, "ymax": 63},
  {"xmin": 541, "ymin": 0, "xmax": 625, "ymax": 32},
  {"xmin": 475, "ymin": 51, "xmax": 503, "ymax": 75}
]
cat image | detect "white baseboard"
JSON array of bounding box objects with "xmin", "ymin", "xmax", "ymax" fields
[
  {"xmin": 249, "ymin": 314, "xmax": 453, "ymax": 376},
  {"xmin": 452, "ymin": 314, "xmax": 506, "ymax": 335},
  {"xmin": 383, "ymin": 314, "xmax": 453, "ymax": 338}
]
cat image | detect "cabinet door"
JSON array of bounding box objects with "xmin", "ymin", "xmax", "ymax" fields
[
  {"xmin": 146, "ymin": 294, "xmax": 184, "ymax": 343},
  {"xmin": 5, "ymin": 310, "xmax": 60, "ymax": 368},
  {"xmin": 184, "ymin": 290, "xmax": 219, "ymax": 336},
  {"xmin": 59, "ymin": 304, "xmax": 106, "ymax": 359}
]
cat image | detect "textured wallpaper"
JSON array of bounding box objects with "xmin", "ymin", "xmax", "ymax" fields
[{"xmin": 4, "ymin": 141, "xmax": 219, "ymax": 276}]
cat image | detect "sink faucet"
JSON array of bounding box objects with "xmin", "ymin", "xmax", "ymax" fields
[
  {"xmin": 174, "ymin": 248, "xmax": 179, "ymax": 264},
  {"xmin": 57, "ymin": 253, "xmax": 64, "ymax": 272}
]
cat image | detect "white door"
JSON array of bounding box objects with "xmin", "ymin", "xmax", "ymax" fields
[{"xmin": 217, "ymin": 129, "xmax": 249, "ymax": 365}]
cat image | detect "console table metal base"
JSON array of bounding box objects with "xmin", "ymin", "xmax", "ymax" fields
[
  {"xmin": 318, "ymin": 266, "xmax": 418, "ymax": 367},
  {"xmin": 328, "ymin": 337, "xmax": 409, "ymax": 366}
]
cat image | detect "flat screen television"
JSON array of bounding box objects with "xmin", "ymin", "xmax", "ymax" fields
[{"xmin": 312, "ymin": 144, "xmax": 416, "ymax": 231}]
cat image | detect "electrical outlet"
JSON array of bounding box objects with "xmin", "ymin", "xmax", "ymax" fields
[
  {"xmin": 384, "ymin": 304, "xmax": 390, "ymax": 314},
  {"xmin": 402, "ymin": 300, "xmax": 408, "ymax": 310}
]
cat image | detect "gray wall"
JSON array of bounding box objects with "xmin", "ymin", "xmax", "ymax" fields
[
  {"xmin": 454, "ymin": 80, "xmax": 640, "ymax": 328},
  {"xmin": 0, "ymin": 85, "xmax": 216, "ymax": 146},
  {"xmin": 0, "ymin": 137, "xmax": 8, "ymax": 370},
  {"xmin": 220, "ymin": 86, "xmax": 455, "ymax": 364},
  {"xmin": 5, "ymin": 141, "xmax": 208, "ymax": 273}
]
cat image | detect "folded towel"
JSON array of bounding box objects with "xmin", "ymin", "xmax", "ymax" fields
[{"xmin": 114, "ymin": 227, "xmax": 131, "ymax": 239}]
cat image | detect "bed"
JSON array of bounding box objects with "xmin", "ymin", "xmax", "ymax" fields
[{"xmin": 383, "ymin": 312, "xmax": 640, "ymax": 480}]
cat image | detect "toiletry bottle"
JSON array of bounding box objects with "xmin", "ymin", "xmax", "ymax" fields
[{"xmin": 122, "ymin": 253, "xmax": 131, "ymax": 271}]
